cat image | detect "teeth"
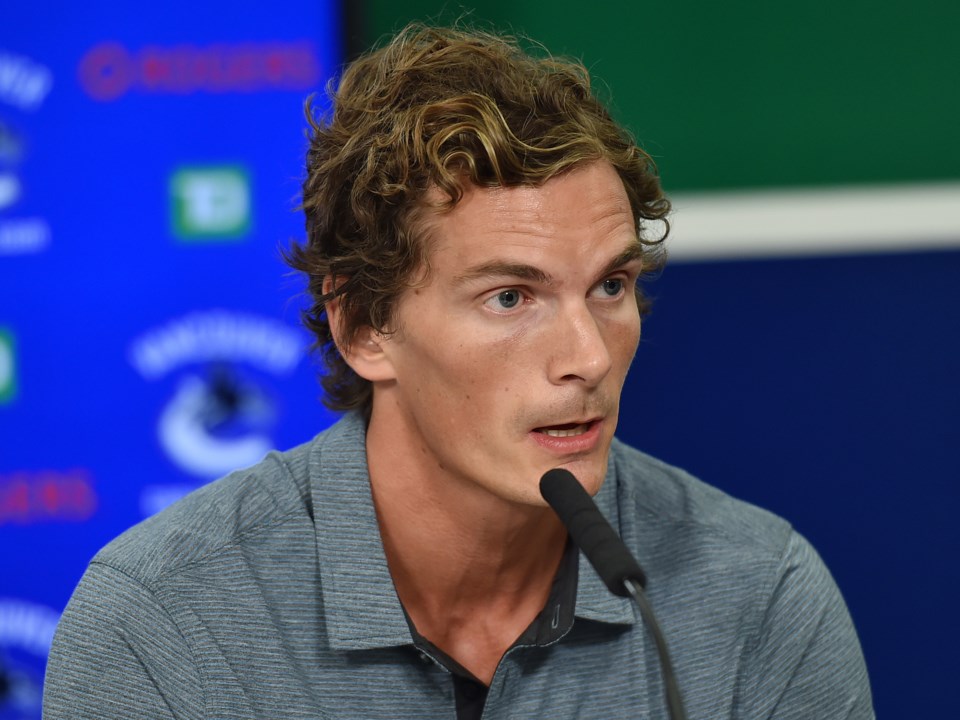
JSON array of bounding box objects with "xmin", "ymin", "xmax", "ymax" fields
[{"xmin": 540, "ymin": 424, "xmax": 588, "ymax": 438}]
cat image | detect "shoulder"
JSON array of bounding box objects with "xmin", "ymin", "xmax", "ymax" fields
[
  {"xmin": 609, "ymin": 437, "xmax": 792, "ymax": 555},
  {"xmin": 92, "ymin": 418, "xmax": 351, "ymax": 586},
  {"xmin": 606, "ymin": 438, "xmax": 797, "ymax": 636},
  {"xmin": 607, "ymin": 440, "xmax": 873, "ymax": 716}
]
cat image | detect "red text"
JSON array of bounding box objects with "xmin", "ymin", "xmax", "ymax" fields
[
  {"xmin": 78, "ymin": 41, "xmax": 322, "ymax": 101},
  {"xmin": 0, "ymin": 468, "xmax": 97, "ymax": 524}
]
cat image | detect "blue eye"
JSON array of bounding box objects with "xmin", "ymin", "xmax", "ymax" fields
[
  {"xmin": 495, "ymin": 289, "xmax": 521, "ymax": 308},
  {"xmin": 600, "ymin": 279, "xmax": 623, "ymax": 296}
]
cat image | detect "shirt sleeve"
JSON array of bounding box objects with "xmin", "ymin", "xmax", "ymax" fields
[
  {"xmin": 740, "ymin": 531, "xmax": 874, "ymax": 720},
  {"xmin": 43, "ymin": 561, "xmax": 204, "ymax": 720}
]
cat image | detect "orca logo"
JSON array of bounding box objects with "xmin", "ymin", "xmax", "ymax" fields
[
  {"xmin": 157, "ymin": 367, "xmax": 274, "ymax": 478},
  {"xmin": 128, "ymin": 310, "xmax": 303, "ymax": 486}
]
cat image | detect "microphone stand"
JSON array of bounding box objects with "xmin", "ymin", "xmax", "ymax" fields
[
  {"xmin": 540, "ymin": 468, "xmax": 687, "ymax": 720},
  {"xmin": 623, "ymin": 578, "xmax": 686, "ymax": 720}
]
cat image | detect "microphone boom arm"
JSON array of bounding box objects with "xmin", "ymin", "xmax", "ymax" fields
[{"xmin": 540, "ymin": 468, "xmax": 687, "ymax": 720}]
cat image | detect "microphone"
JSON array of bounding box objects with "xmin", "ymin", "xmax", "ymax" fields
[
  {"xmin": 539, "ymin": 468, "xmax": 646, "ymax": 597},
  {"xmin": 540, "ymin": 468, "xmax": 687, "ymax": 720}
]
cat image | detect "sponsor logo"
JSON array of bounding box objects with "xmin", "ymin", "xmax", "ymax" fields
[
  {"xmin": 78, "ymin": 41, "xmax": 321, "ymax": 102},
  {"xmin": 0, "ymin": 115, "xmax": 52, "ymax": 258},
  {"xmin": 129, "ymin": 309, "xmax": 301, "ymax": 380},
  {"xmin": 0, "ymin": 329, "xmax": 15, "ymax": 405},
  {"xmin": 0, "ymin": 173, "xmax": 20, "ymax": 210},
  {"xmin": 0, "ymin": 52, "xmax": 53, "ymax": 112},
  {"xmin": 0, "ymin": 123, "xmax": 23, "ymax": 211},
  {"xmin": 0, "ymin": 598, "xmax": 58, "ymax": 718},
  {"xmin": 0, "ymin": 219, "xmax": 50, "ymax": 257},
  {"xmin": 0, "ymin": 601, "xmax": 57, "ymax": 659},
  {"xmin": 128, "ymin": 310, "xmax": 304, "ymax": 494},
  {"xmin": 170, "ymin": 166, "xmax": 251, "ymax": 240},
  {"xmin": 0, "ymin": 469, "xmax": 97, "ymax": 525},
  {"xmin": 156, "ymin": 369, "xmax": 275, "ymax": 479}
]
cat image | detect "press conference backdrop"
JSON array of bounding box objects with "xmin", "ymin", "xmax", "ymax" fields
[
  {"xmin": 0, "ymin": 4, "xmax": 342, "ymax": 716},
  {"xmin": 354, "ymin": 2, "xmax": 960, "ymax": 719},
  {"xmin": 1, "ymin": 2, "xmax": 958, "ymax": 718}
]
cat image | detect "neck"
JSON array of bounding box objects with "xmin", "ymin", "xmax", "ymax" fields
[{"xmin": 365, "ymin": 405, "xmax": 567, "ymax": 683}]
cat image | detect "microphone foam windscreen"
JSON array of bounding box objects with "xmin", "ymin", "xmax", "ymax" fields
[{"xmin": 540, "ymin": 468, "xmax": 646, "ymax": 596}]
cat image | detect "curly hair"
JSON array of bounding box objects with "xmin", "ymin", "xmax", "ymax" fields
[{"xmin": 286, "ymin": 23, "xmax": 670, "ymax": 416}]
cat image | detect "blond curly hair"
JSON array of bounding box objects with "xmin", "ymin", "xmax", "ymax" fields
[{"xmin": 286, "ymin": 24, "xmax": 670, "ymax": 416}]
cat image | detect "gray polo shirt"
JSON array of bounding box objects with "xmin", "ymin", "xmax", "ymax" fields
[{"xmin": 43, "ymin": 412, "xmax": 873, "ymax": 719}]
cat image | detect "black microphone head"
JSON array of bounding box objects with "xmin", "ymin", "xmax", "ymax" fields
[
  {"xmin": 540, "ymin": 467, "xmax": 591, "ymax": 515},
  {"xmin": 540, "ymin": 468, "xmax": 646, "ymax": 596}
]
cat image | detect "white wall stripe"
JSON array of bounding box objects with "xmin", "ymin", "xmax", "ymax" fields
[{"xmin": 665, "ymin": 182, "xmax": 960, "ymax": 261}]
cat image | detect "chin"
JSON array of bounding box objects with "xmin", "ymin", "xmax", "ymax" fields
[
  {"xmin": 550, "ymin": 459, "xmax": 606, "ymax": 498},
  {"xmin": 562, "ymin": 462, "xmax": 607, "ymax": 496}
]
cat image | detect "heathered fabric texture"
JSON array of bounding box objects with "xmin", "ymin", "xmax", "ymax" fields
[{"xmin": 43, "ymin": 413, "xmax": 873, "ymax": 719}]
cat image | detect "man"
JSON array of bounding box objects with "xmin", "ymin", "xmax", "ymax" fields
[{"xmin": 44, "ymin": 25, "xmax": 873, "ymax": 719}]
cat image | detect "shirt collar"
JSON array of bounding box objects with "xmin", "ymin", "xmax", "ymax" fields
[
  {"xmin": 572, "ymin": 448, "xmax": 639, "ymax": 627},
  {"xmin": 311, "ymin": 412, "xmax": 413, "ymax": 651},
  {"xmin": 311, "ymin": 413, "xmax": 636, "ymax": 651}
]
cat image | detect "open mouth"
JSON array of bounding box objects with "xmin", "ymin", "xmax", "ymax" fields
[{"xmin": 534, "ymin": 421, "xmax": 595, "ymax": 438}]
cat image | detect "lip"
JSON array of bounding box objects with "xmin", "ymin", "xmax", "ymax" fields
[{"xmin": 529, "ymin": 418, "xmax": 603, "ymax": 455}]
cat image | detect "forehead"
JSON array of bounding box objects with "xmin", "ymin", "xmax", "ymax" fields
[{"xmin": 417, "ymin": 162, "xmax": 638, "ymax": 276}]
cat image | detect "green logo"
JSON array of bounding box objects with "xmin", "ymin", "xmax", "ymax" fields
[
  {"xmin": 0, "ymin": 328, "xmax": 16, "ymax": 404},
  {"xmin": 170, "ymin": 166, "xmax": 251, "ymax": 240}
]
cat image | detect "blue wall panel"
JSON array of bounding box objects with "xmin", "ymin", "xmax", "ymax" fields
[
  {"xmin": 620, "ymin": 249, "xmax": 960, "ymax": 717},
  {"xmin": 0, "ymin": 5, "xmax": 341, "ymax": 716}
]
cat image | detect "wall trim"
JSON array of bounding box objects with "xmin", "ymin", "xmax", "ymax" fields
[{"xmin": 666, "ymin": 182, "xmax": 960, "ymax": 261}]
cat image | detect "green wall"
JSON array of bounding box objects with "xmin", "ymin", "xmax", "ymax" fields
[{"xmin": 355, "ymin": 1, "xmax": 960, "ymax": 193}]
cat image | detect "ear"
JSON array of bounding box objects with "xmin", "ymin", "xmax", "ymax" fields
[{"xmin": 323, "ymin": 275, "xmax": 397, "ymax": 383}]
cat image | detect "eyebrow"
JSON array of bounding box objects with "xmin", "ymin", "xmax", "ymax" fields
[
  {"xmin": 598, "ymin": 241, "xmax": 645, "ymax": 278},
  {"xmin": 453, "ymin": 241, "xmax": 645, "ymax": 287},
  {"xmin": 453, "ymin": 262, "xmax": 554, "ymax": 286}
]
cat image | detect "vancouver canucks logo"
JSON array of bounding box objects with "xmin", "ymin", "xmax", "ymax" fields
[
  {"xmin": 158, "ymin": 364, "xmax": 274, "ymax": 478},
  {"xmin": 128, "ymin": 310, "xmax": 303, "ymax": 482}
]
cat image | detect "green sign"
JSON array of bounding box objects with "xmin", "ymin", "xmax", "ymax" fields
[
  {"xmin": 0, "ymin": 328, "xmax": 16, "ymax": 404},
  {"xmin": 170, "ymin": 166, "xmax": 251, "ymax": 240}
]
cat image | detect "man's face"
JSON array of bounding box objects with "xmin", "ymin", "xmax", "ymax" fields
[{"xmin": 371, "ymin": 161, "xmax": 643, "ymax": 506}]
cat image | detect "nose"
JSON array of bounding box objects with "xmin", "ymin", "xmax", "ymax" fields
[{"xmin": 547, "ymin": 303, "xmax": 613, "ymax": 387}]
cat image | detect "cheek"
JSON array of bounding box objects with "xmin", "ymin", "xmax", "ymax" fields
[
  {"xmin": 609, "ymin": 315, "xmax": 641, "ymax": 370},
  {"xmin": 406, "ymin": 339, "xmax": 493, "ymax": 405},
  {"xmin": 455, "ymin": 321, "xmax": 532, "ymax": 381}
]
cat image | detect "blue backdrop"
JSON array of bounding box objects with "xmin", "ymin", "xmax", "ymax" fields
[
  {"xmin": 2, "ymin": 5, "xmax": 957, "ymax": 718},
  {"xmin": 620, "ymin": 249, "xmax": 960, "ymax": 716},
  {"xmin": 1, "ymin": 4, "xmax": 341, "ymax": 716}
]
